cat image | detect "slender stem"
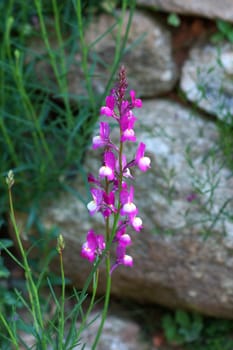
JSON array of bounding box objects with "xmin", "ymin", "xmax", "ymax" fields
[
  {"xmin": 0, "ymin": 118, "xmax": 19, "ymax": 165},
  {"xmin": 75, "ymin": 0, "xmax": 96, "ymax": 112},
  {"xmin": 91, "ymin": 107, "xmax": 125, "ymax": 350},
  {"xmin": 75, "ymin": 269, "xmax": 99, "ymax": 344},
  {"xmin": 34, "ymin": 0, "xmax": 74, "ymax": 127},
  {"xmin": 0, "ymin": 15, "xmax": 20, "ymax": 166},
  {"xmin": 0, "ymin": 313, "xmax": 19, "ymax": 349},
  {"xmin": 91, "ymin": 255, "xmax": 111, "ymax": 350},
  {"xmin": 8, "ymin": 187, "xmax": 47, "ymax": 349},
  {"xmin": 51, "ymin": 0, "xmax": 74, "ymax": 129},
  {"xmin": 13, "ymin": 52, "xmax": 55, "ymax": 166},
  {"xmin": 91, "ymin": 177, "xmax": 112, "ymax": 349},
  {"xmin": 58, "ymin": 250, "xmax": 65, "ymax": 350}
]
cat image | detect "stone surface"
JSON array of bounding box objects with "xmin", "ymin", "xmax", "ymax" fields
[
  {"xmin": 74, "ymin": 312, "xmax": 151, "ymax": 350},
  {"xmin": 18, "ymin": 99, "xmax": 233, "ymax": 318},
  {"xmin": 137, "ymin": 0, "xmax": 233, "ymax": 23},
  {"xmin": 77, "ymin": 10, "xmax": 177, "ymax": 97},
  {"xmin": 180, "ymin": 41, "xmax": 233, "ymax": 123},
  {"xmin": 26, "ymin": 10, "xmax": 177, "ymax": 99}
]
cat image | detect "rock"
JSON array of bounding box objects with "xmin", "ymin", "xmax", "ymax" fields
[
  {"xmin": 74, "ymin": 311, "xmax": 151, "ymax": 350},
  {"xmin": 76, "ymin": 10, "xmax": 177, "ymax": 97},
  {"xmin": 180, "ymin": 41, "xmax": 233, "ymax": 123},
  {"xmin": 26, "ymin": 10, "xmax": 177, "ymax": 99},
  {"xmin": 137, "ymin": 0, "xmax": 233, "ymax": 23},
  {"xmin": 18, "ymin": 99, "xmax": 233, "ymax": 318}
]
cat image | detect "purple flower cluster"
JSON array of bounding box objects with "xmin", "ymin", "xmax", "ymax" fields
[{"xmin": 81, "ymin": 67, "xmax": 151, "ymax": 272}]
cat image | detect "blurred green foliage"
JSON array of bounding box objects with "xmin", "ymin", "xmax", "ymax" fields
[
  {"xmin": 0, "ymin": 0, "xmax": 135, "ymax": 223},
  {"xmin": 162, "ymin": 309, "xmax": 233, "ymax": 350}
]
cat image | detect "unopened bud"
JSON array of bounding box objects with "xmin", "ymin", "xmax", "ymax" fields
[
  {"xmin": 7, "ymin": 17, "xmax": 14, "ymax": 29},
  {"xmin": 57, "ymin": 234, "xmax": 65, "ymax": 253},
  {"xmin": 6, "ymin": 170, "xmax": 14, "ymax": 188},
  {"xmin": 14, "ymin": 49, "xmax": 20, "ymax": 61}
]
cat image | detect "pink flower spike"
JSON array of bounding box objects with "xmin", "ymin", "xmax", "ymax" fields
[
  {"xmin": 130, "ymin": 90, "xmax": 142, "ymax": 108},
  {"xmin": 99, "ymin": 151, "xmax": 115, "ymax": 181},
  {"xmin": 135, "ymin": 142, "xmax": 151, "ymax": 172}
]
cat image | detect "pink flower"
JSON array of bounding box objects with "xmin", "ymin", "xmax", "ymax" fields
[
  {"xmin": 119, "ymin": 233, "xmax": 132, "ymax": 246},
  {"xmin": 92, "ymin": 122, "xmax": 110, "ymax": 149},
  {"xmin": 120, "ymin": 186, "xmax": 137, "ymax": 217},
  {"xmin": 186, "ymin": 192, "xmax": 198, "ymax": 202},
  {"xmin": 87, "ymin": 173, "xmax": 101, "ymax": 186},
  {"xmin": 121, "ymin": 114, "xmax": 137, "ymax": 143},
  {"xmin": 99, "ymin": 151, "xmax": 115, "ymax": 181},
  {"xmin": 135, "ymin": 142, "xmax": 151, "ymax": 172},
  {"xmin": 102, "ymin": 191, "xmax": 116, "ymax": 218},
  {"xmin": 110, "ymin": 243, "xmax": 133, "ymax": 273},
  {"xmin": 116, "ymin": 154, "xmax": 133, "ymax": 179},
  {"xmin": 130, "ymin": 90, "xmax": 142, "ymax": 108},
  {"xmin": 87, "ymin": 188, "xmax": 103, "ymax": 215},
  {"xmin": 81, "ymin": 230, "xmax": 105, "ymax": 262},
  {"xmin": 120, "ymin": 110, "xmax": 137, "ymax": 143},
  {"xmin": 121, "ymin": 128, "xmax": 136, "ymax": 142},
  {"xmin": 130, "ymin": 215, "xmax": 143, "ymax": 232},
  {"xmin": 100, "ymin": 95, "xmax": 115, "ymax": 117}
]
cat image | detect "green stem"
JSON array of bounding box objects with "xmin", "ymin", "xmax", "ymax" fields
[
  {"xmin": 13, "ymin": 51, "xmax": 55, "ymax": 166},
  {"xmin": 0, "ymin": 15, "xmax": 20, "ymax": 166},
  {"xmin": 75, "ymin": 269, "xmax": 99, "ymax": 344},
  {"xmin": 8, "ymin": 187, "xmax": 47, "ymax": 349},
  {"xmin": 75, "ymin": 0, "xmax": 96, "ymax": 112},
  {"xmin": 0, "ymin": 313, "xmax": 19, "ymax": 349},
  {"xmin": 51, "ymin": 0, "xmax": 74, "ymax": 129},
  {"xmin": 91, "ymin": 255, "xmax": 111, "ymax": 350},
  {"xmin": 58, "ymin": 250, "xmax": 65, "ymax": 350},
  {"xmin": 0, "ymin": 118, "xmax": 19, "ymax": 166},
  {"xmin": 34, "ymin": 0, "xmax": 74, "ymax": 130},
  {"xmin": 91, "ymin": 177, "xmax": 112, "ymax": 349}
]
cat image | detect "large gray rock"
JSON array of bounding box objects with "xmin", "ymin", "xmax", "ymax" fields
[
  {"xmin": 26, "ymin": 10, "xmax": 177, "ymax": 98},
  {"xmin": 72, "ymin": 10, "xmax": 177, "ymax": 97},
  {"xmin": 137, "ymin": 0, "xmax": 233, "ymax": 23},
  {"xmin": 19, "ymin": 100, "xmax": 233, "ymax": 318},
  {"xmin": 180, "ymin": 42, "xmax": 233, "ymax": 124}
]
